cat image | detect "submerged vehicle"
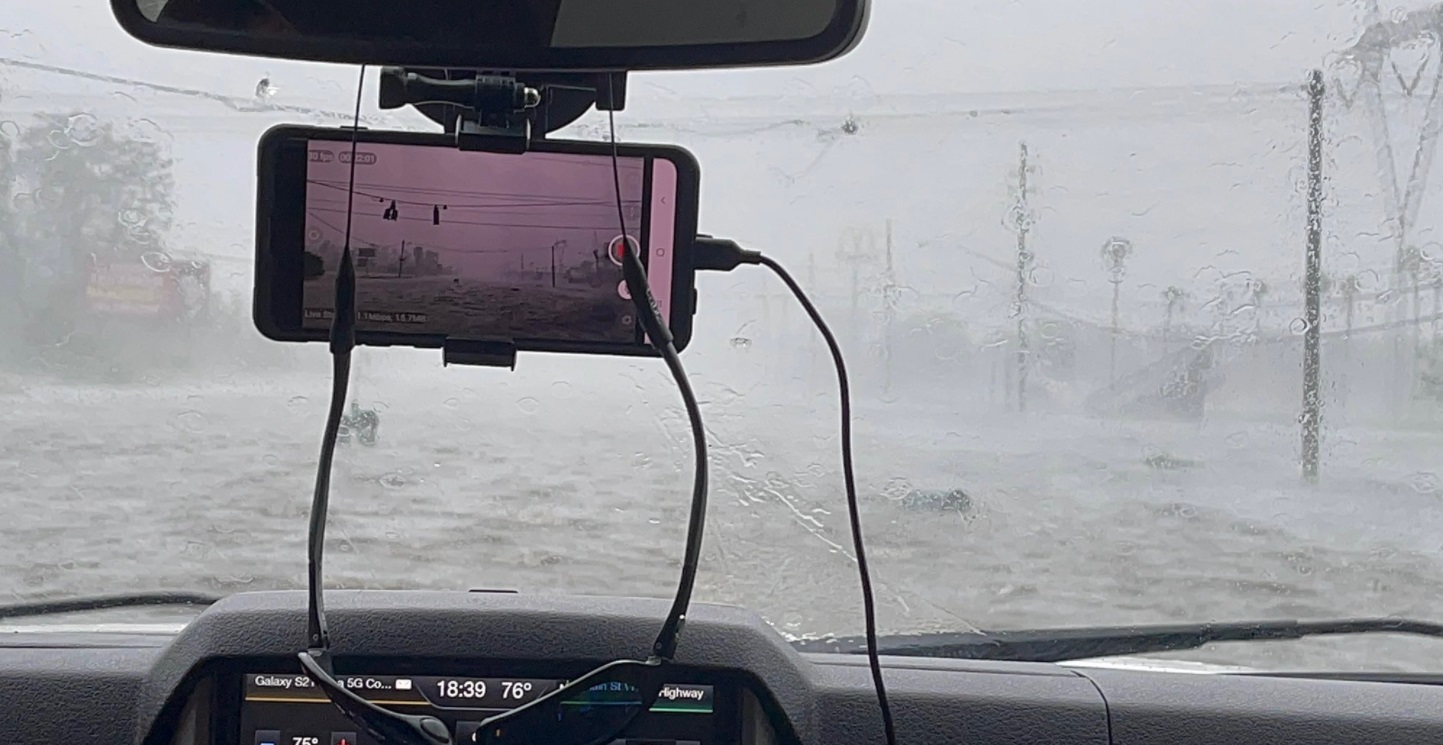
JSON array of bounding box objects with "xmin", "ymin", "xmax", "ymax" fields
[{"xmin": 339, "ymin": 400, "xmax": 380, "ymax": 447}]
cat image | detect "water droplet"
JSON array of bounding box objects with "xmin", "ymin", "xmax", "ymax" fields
[
  {"xmin": 517, "ymin": 397, "xmax": 539, "ymax": 414},
  {"xmin": 1409, "ymin": 472, "xmax": 1441, "ymax": 495},
  {"xmin": 881, "ymin": 477, "xmax": 913, "ymax": 501},
  {"xmin": 140, "ymin": 250, "xmax": 171, "ymax": 272},
  {"xmin": 550, "ymin": 380, "xmax": 572, "ymax": 397},
  {"xmin": 262, "ymin": 453, "xmax": 281, "ymax": 467},
  {"xmin": 46, "ymin": 128, "xmax": 71, "ymax": 150},
  {"xmin": 444, "ymin": 397, "xmax": 460, "ymax": 409},
  {"xmin": 1027, "ymin": 265, "xmax": 1055, "ymax": 288},
  {"xmin": 173, "ymin": 410, "xmax": 205, "ymax": 431},
  {"xmin": 65, "ymin": 113, "xmax": 100, "ymax": 146}
]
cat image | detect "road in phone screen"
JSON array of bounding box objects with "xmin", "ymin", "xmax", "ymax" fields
[{"xmin": 300, "ymin": 140, "xmax": 674, "ymax": 343}]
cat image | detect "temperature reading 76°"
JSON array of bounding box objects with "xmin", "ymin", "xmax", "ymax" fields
[{"xmin": 501, "ymin": 681, "xmax": 532, "ymax": 699}]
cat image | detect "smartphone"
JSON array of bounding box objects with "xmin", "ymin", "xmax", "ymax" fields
[{"xmin": 254, "ymin": 125, "xmax": 700, "ymax": 356}]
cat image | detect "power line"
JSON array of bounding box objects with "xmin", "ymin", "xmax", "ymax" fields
[
  {"xmin": 307, "ymin": 198, "xmax": 625, "ymax": 226},
  {"xmin": 307, "ymin": 204, "xmax": 627, "ymax": 232},
  {"xmin": 306, "ymin": 210, "xmax": 608, "ymax": 263},
  {"xmin": 0, "ymin": 55, "xmax": 378, "ymax": 124},
  {"xmin": 306, "ymin": 179, "xmax": 638, "ymax": 210},
  {"xmin": 306, "ymin": 177, "xmax": 643, "ymax": 204}
]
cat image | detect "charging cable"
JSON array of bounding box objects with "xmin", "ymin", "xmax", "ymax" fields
[{"xmin": 692, "ymin": 235, "xmax": 898, "ymax": 745}]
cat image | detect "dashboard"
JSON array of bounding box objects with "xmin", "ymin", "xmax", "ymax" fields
[
  {"xmin": 3, "ymin": 590, "xmax": 1443, "ymax": 745},
  {"xmin": 235, "ymin": 671, "xmax": 729, "ymax": 745}
]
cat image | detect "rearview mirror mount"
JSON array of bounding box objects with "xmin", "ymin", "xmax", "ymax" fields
[{"xmin": 115, "ymin": 0, "xmax": 869, "ymax": 72}]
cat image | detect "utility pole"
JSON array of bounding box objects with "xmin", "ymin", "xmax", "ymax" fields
[
  {"xmin": 1301, "ymin": 69, "xmax": 1325, "ymax": 485},
  {"xmin": 550, "ymin": 240, "xmax": 560, "ymax": 288},
  {"xmin": 1163, "ymin": 286, "xmax": 1187, "ymax": 345},
  {"xmin": 881, "ymin": 218, "xmax": 897, "ymax": 394},
  {"xmin": 397, "ymin": 240, "xmax": 406, "ymax": 278},
  {"xmin": 1403, "ymin": 245, "xmax": 1425, "ymax": 402},
  {"xmin": 1432, "ymin": 263, "xmax": 1443, "ymax": 341},
  {"xmin": 836, "ymin": 228, "xmax": 875, "ymax": 356},
  {"xmin": 1101, "ymin": 236, "xmax": 1133, "ymax": 384},
  {"xmin": 1009, "ymin": 142, "xmax": 1035, "ymax": 413},
  {"xmin": 1339, "ymin": 273, "xmax": 1359, "ymax": 412}
]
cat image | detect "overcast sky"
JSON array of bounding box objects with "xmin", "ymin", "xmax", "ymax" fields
[{"xmin": 4, "ymin": 1, "xmax": 1438, "ymax": 320}]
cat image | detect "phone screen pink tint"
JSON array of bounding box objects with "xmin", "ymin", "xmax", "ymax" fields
[
  {"xmin": 646, "ymin": 157, "xmax": 678, "ymax": 327},
  {"xmin": 301, "ymin": 139, "xmax": 677, "ymax": 343}
]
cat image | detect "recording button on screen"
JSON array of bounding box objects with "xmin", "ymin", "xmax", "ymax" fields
[{"xmin": 609, "ymin": 235, "xmax": 638, "ymax": 266}]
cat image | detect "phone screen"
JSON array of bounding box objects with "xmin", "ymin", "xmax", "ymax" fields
[{"xmin": 298, "ymin": 138, "xmax": 678, "ymax": 345}]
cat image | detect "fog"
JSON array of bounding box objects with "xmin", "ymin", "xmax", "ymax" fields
[{"xmin": 7, "ymin": 1, "xmax": 1443, "ymax": 673}]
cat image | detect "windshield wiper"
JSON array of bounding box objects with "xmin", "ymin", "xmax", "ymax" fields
[
  {"xmin": 0, "ymin": 591, "xmax": 222, "ymax": 621},
  {"xmin": 791, "ymin": 618, "xmax": 1443, "ymax": 663}
]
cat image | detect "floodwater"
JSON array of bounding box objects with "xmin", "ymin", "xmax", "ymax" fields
[
  {"xmin": 3, "ymin": 342, "xmax": 1443, "ymax": 674},
  {"xmin": 300, "ymin": 274, "xmax": 632, "ymax": 342}
]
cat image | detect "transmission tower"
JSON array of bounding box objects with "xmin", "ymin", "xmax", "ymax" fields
[
  {"xmin": 1330, "ymin": 2, "xmax": 1443, "ymax": 411},
  {"xmin": 1332, "ymin": 2, "xmax": 1443, "ymax": 267}
]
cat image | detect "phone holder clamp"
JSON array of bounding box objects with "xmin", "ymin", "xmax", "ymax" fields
[
  {"xmin": 442, "ymin": 339, "xmax": 517, "ymax": 370},
  {"xmin": 378, "ymin": 68, "xmax": 539, "ymax": 153},
  {"xmin": 378, "ymin": 67, "xmax": 627, "ymax": 150}
]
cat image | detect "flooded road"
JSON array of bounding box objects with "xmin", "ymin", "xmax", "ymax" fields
[{"xmin": 4, "ymin": 350, "xmax": 1443, "ymax": 674}]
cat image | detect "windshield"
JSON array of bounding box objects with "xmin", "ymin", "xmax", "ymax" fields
[{"xmin": 6, "ymin": 0, "xmax": 1443, "ymax": 674}]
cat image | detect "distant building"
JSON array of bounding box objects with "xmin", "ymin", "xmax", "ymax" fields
[{"xmin": 405, "ymin": 245, "xmax": 444, "ymax": 275}]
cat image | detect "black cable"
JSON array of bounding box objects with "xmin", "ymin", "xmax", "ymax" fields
[
  {"xmin": 604, "ymin": 81, "xmax": 706, "ymax": 661},
  {"xmin": 689, "ymin": 236, "xmax": 896, "ymax": 745},
  {"xmin": 758, "ymin": 255, "xmax": 896, "ymax": 745},
  {"xmin": 298, "ymin": 63, "xmax": 455, "ymax": 745},
  {"xmin": 303, "ymin": 64, "xmax": 366, "ymax": 659}
]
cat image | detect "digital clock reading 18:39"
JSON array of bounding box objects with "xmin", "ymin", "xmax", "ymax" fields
[
  {"xmin": 413, "ymin": 676, "xmax": 562, "ymax": 708},
  {"xmin": 436, "ymin": 680, "xmax": 487, "ymax": 698}
]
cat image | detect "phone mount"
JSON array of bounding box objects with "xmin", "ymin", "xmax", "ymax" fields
[
  {"xmin": 375, "ymin": 67, "xmax": 628, "ymax": 369},
  {"xmin": 377, "ymin": 67, "xmax": 627, "ymax": 153}
]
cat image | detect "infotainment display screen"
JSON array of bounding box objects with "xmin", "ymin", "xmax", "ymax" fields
[{"xmin": 238, "ymin": 672, "xmax": 727, "ymax": 745}]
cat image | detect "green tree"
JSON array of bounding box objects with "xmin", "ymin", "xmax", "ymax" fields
[{"xmin": 1, "ymin": 112, "xmax": 175, "ymax": 351}]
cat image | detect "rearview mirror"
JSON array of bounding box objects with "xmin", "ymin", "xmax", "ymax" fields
[{"xmin": 116, "ymin": 0, "xmax": 869, "ymax": 71}]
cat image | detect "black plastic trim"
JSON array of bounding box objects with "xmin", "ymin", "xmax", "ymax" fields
[
  {"xmin": 2, "ymin": 590, "xmax": 1442, "ymax": 745},
  {"xmin": 109, "ymin": 0, "xmax": 869, "ymax": 73}
]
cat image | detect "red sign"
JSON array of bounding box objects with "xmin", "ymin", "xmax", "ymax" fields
[{"xmin": 85, "ymin": 260, "xmax": 210, "ymax": 319}]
